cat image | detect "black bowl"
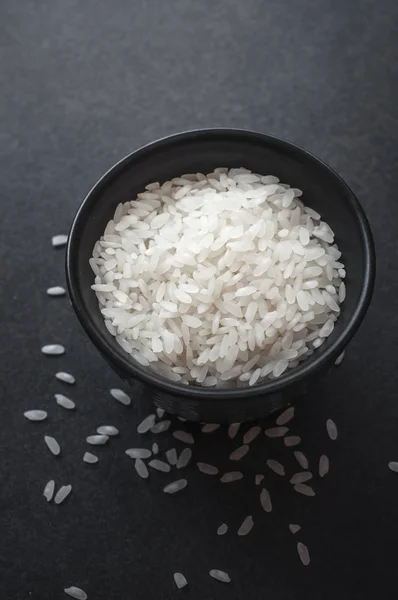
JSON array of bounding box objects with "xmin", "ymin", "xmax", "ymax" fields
[{"xmin": 66, "ymin": 129, "xmax": 375, "ymax": 422}]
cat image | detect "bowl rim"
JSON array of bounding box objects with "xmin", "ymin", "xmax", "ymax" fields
[{"xmin": 66, "ymin": 127, "xmax": 376, "ymax": 400}]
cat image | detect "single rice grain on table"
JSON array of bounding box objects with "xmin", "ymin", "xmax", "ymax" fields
[{"xmin": 90, "ymin": 168, "xmax": 345, "ymax": 388}]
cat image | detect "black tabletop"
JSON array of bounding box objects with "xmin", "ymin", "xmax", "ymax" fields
[{"xmin": 1, "ymin": 0, "xmax": 398, "ymax": 598}]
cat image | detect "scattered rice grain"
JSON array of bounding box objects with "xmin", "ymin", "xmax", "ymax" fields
[
  {"xmin": 24, "ymin": 410, "xmax": 47, "ymax": 421},
  {"xmin": 237, "ymin": 515, "xmax": 254, "ymax": 536},
  {"xmin": 41, "ymin": 344, "xmax": 65, "ymax": 356},
  {"xmin": 44, "ymin": 435, "xmax": 61, "ymax": 456},
  {"xmin": 54, "ymin": 484, "xmax": 72, "ymax": 505},
  {"xmin": 43, "ymin": 479, "xmax": 55, "ymax": 501},
  {"xmin": 163, "ymin": 479, "xmax": 187, "ymax": 494}
]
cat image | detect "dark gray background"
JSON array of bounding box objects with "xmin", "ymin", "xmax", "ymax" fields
[{"xmin": 1, "ymin": 0, "xmax": 398, "ymax": 598}]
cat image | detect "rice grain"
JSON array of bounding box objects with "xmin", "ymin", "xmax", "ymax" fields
[
  {"xmin": 326, "ymin": 418, "xmax": 338, "ymax": 440},
  {"xmin": 173, "ymin": 573, "xmax": 188, "ymax": 589},
  {"xmin": 86, "ymin": 435, "xmax": 109, "ymax": 445},
  {"xmin": 41, "ymin": 344, "xmax": 65, "ymax": 356},
  {"xmin": 47, "ymin": 286, "xmax": 66, "ymax": 296},
  {"xmin": 294, "ymin": 483, "xmax": 315, "ymax": 497},
  {"xmin": 83, "ymin": 452, "xmax": 99, "ymax": 464},
  {"xmin": 237, "ymin": 515, "xmax": 254, "ymax": 536},
  {"xmin": 137, "ymin": 414, "xmax": 156, "ymax": 433},
  {"xmin": 243, "ymin": 426, "xmax": 261, "ymax": 444},
  {"xmin": 110, "ymin": 388, "xmax": 131, "ymax": 406},
  {"xmin": 177, "ymin": 448, "xmax": 192, "ymax": 469},
  {"xmin": 319, "ymin": 454, "xmax": 329, "ymax": 477},
  {"xmin": 297, "ymin": 542, "xmax": 311, "ymax": 566},
  {"xmin": 54, "ymin": 484, "xmax": 72, "ymax": 505},
  {"xmin": 135, "ymin": 458, "xmax": 149, "ymax": 479},
  {"xmin": 24, "ymin": 410, "xmax": 47, "ymax": 421},
  {"xmin": 149, "ymin": 459, "xmax": 171, "ymax": 473},
  {"xmin": 56, "ymin": 372, "xmax": 75, "ymax": 384},
  {"xmin": 265, "ymin": 427, "xmax": 289, "ymax": 438},
  {"xmin": 55, "ymin": 394, "xmax": 76, "ymax": 410},
  {"xmin": 217, "ymin": 523, "xmax": 228, "ymax": 535},
  {"xmin": 294, "ymin": 451, "xmax": 309, "ymax": 469},
  {"xmin": 43, "ymin": 479, "xmax": 55, "ymax": 501},
  {"xmin": 230, "ymin": 444, "xmax": 249, "ymax": 461},
  {"xmin": 266, "ymin": 459, "xmax": 285, "ymax": 476},
  {"xmin": 209, "ymin": 569, "xmax": 231, "ymax": 583},
  {"xmin": 276, "ymin": 406, "xmax": 295, "ymax": 426},
  {"xmin": 173, "ymin": 430, "xmax": 195, "ymax": 445},
  {"xmin": 64, "ymin": 586, "xmax": 87, "ymax": 600},
  {"xmin": 221, "ymin": 471, "xmax": 243, "ymax": 483},
  {"xmin": 163, "ymin": 479, "xmax": 187, "ymax": 494},
  {"xmin": 44, "ymin": 435, "xmax": 60, "ymax": 456},
  {"xmin": 260, "ymin": 488, "xmax": 272, "ymax": 512}
]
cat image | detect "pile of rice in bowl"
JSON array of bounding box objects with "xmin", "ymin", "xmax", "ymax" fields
[{"xmin": 90, "ymin": 168, "xmax": 346, "ymax": 388}]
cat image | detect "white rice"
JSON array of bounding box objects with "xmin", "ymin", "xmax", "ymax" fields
[
  {"xmin": 56, "ymin": 372, "xmax": 76, "ymax": 384},
  {"xmin": 260, "ymin": 488, "xmax": 272, "ymax": 512},
  {"xmin": 294, "ymin": 483, "xmax": 315, "ymax": 496},
  {"xmin": 166, "ymin": 448, "xmax": 178, "ymax": 465},
  {"xmin": 173, "ymin": 573, "xmax": 188, "ymax": 589},
  {"xmin": 52, "ymin": 234, "xmax": 68, "ymax": 247},
  {"xmin": 43, "ymin": 479, "xmax": 55, "ymax": 501},
  {"xmin": 24, "ymin": 410, "xmax": 47, "ymax": 421},
  {"xmin": 90, "ymin": 169, "xmax": 345, "ymax": 388},
  {"xmin": 86, "ymin": 435, "xmax": 109, "ymax": 445},
  {"xmin": 176, "ymin": 447, "xmax": 192, "ymax": 469},
  {"xmin": 64, "ymin": 586, "xmax": 87, "ymax": 600},
  {"xmin": 152, "ymin": 442, "xmax": 159, "ymax": 454},
  {"xmin": 209, "ymin": 569, "xmax": 231, "ymax": 583},
  {"xmin": 217, "ymin": 523, "xmax": 228, "ymax": 535},
  {"xmin": 44, "ymin": 435, "xmax": 61, "ymax": 456},
  {"xmin": 284, "ymin": 435, "xmax": 301, "ymax": 447},
  {"xmin": 55, "ymin": 394, "xmax": 76, "ymax": 410},
  {"xmin": 173, "ymin": 430, "xmax": 195, "ymax": 445},
  {"xmin": 276, "ymin": 406, "xmax": 295, "ymax": 425},
  {"xmin": 255, "ymin": 474, "xmax": 264, "ymax": 485},
  {"xmin": 228, "ymin": 423, "xmax": 240, "ymax": 439},
  {"xmin": 229, "ymin": 444, "xmax": 249, "ymax": 461},
  {"xmin": 243, "ymin": 426, "xmax": 261, "ymax": 444},
  {"xmin": 47, "ymin": 286, "xmax": 66, "ymax": 296},
  {"xmin": 237, "ymin": 515, "xmax": 254, "ymax": 536},
  {"xmin": 135, "ymin": 458, "xmax": 149, "ymax": 479},
  {"xmin": 41, "ymin": 344, "xmax": 65, "ymax": 356},
  {"xmin": 289, "ymin": 524, "xmax": 301, "ymax": 534},
  {"xmin": 297, "ymin": 542, "xmax": 311, "ymax": 566},
  {"xmin": 290, "ymin": 472, "xmax": 313, "ymax": 484},
  {"xmin": 265, "ymin": 427, "xmax": 289, "ymax": 438},
  {"xmin": 163, "ymin": 479, "xmax": 187, "ymax": 494},
  {"xmin": 151, "ymin": 420, "xmax": 171, "ymax": 433},
  {"xmin": 388, "ymin": 461, "xmax": 398, "ymax": 473},
  {"xmin": 97, "ymin": 425, "xmax": 119, "ymax": 436},
  {"xmin": 201, "ymin": 423, "xmax": 220, "ymax": 433},
  {"xmin": 326, "ymin": 418, "xmax": 338, "ymax": 440},
  {"xmin": 137, "ymin": 414, "xmax": 156, "ymax": 433},
  {"xmin": 197, "ymin": 462, "xmax": 219, "ymax": 475},
  {"xmin": 125, "ymin": 448, "xmax": 152, "ymax": 459},
  {"xmin": 110, "ymin": 388, "xmax": 131, "ymax": 406},
  {"xmin": 294, "ymin": 451, "xmax": 309, "ymax": 469},
  {"xmin": 83, "ymin": 452, "xmax": 99, "ymax": 464},
  {"xmin": 220, "ymin": 471, "xmax": 243, "ymax": 483},
  {"xmin": 319, "ymin": 454, "xmax": 329, "ymax": 477},
  {"xmin": 54, "ymin": 484, "xmax": 72, "ymax": 505},
  {"xmin": 149, "ymin": 459, "xmax": 171, "ymax": 472},
  {"xmin": 266, "ymin": 459, "xmax": 285, "ymax": 476}
]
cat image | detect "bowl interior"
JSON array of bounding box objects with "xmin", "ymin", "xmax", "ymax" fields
[{"xmin": 67, "ymin": 129, "xmax": 373, "ymax": 397}]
